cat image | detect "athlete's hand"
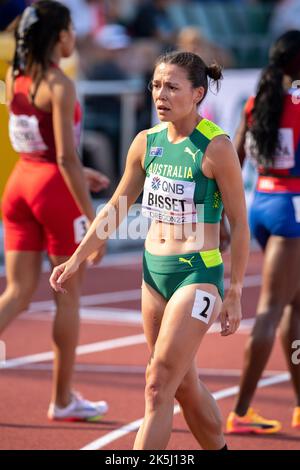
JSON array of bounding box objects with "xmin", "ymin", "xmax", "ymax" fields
[
  {"xmin": 87, "ymin": 243, "xmax": 106, "ymax": 266},
  {"xmin": 220, "ymin": 290, "xmax": 242, "ymax": 336},
  {"xmin": 49, "ymin": 257, "xmax": 80, "ymax": 293},
  {"xmin": 83, "ymin": 167, "xmax": 110, "ymax": 193}
]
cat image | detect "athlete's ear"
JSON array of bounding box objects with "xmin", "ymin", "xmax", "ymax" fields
[
  {"xmin": 59, "ymin": 29, "xmax": 69, "ymax": 45},
  {"xmin": 194, "ymin": 86, "xmax": 205, "ymax": 105}
]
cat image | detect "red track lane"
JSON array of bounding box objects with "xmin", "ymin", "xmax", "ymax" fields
[{"xmin": 0, "ymin": 250, "xmax": 299, "ymax": 450}]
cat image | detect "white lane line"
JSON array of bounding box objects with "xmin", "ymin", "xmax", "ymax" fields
[
  {"xmin": 20, "ymin": 307, "xmax": 255, "ymax": 329},
  {"xmin": 0, "ymin": 318, "xmax": 255, "ymax": 370},
  {"xmin": 22, "ymin": 307, "xmax": 142, "ymax": 325},
  {"xmin": 80, "ymin": 372, "xmax": 290, "ymax": 451},
  {"xmin": 12, "ymin": 363, "xmax": 286, "ymax": 378},
  {"xmin": 27, "ymin": 290, "xmax": 142, "ymax": 313},
  {"xmin": 24, "ymin": 273, "xmax": 261, "ymax": 316},
  {"xmin": 81, "ymin": 308, "xmax": 141, "ymax": 325},
  {"xmin": 19, "ymin": 308, "xmax": 255, "ymax": 332},
  {"xmin": 82, "ymin": 417, "xmax": 145, "ymax": 450},
  {"xmin": 224, "ymin": 274, "xmax": 261, "ymax": 289},
  {"xmin": 0, "ymin": 334, "xmax": 145, "ymax": 370},
  {"xmin": 18, "ymin": 310, "xmax": 255, "ymax": 332}
]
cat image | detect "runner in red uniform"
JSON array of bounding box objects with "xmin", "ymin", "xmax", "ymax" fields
[
  {"xmin": 0, "ymin": 0, "xmax": 109, "ymax": 421},
  {"xmin": 226, "ymin": 30, "xmax": 300, "ymax": 434}
]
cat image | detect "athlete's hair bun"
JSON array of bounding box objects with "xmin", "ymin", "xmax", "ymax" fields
[{"xmin": 206, "ymin": 63, "xmax": 223, "ymax": 81}]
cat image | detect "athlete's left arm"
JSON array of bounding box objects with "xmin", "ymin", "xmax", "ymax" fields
[{"xmin": 205, "ymin": 135, "xmax": 250, "ymax": 336}]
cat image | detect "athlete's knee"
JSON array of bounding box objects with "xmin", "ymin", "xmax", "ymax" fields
[
  {"xmin": 251, "ymin": 309, "xmax": 283, "ymax": 343},
  {"xmin": 257, "ymin": 301, "xmax": 284, "ymax": 324},
  {"xmin": 4, "ymin": 283, "xmax": 35, "ymax": 311},
  {"xmin": 54, "ymin": 290, "xmax": 80, "ymax": 312},
  {"xmin": 145, "ymin": 360, "xmax": 176, "ymax": 411}
]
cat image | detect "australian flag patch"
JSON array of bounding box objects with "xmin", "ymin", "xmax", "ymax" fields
[{"xmin": 150, "ymin": 146, "xmax": 164, "ymax": 157}]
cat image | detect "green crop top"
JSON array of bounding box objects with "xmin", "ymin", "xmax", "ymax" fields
[{"xmin": 141, "ymin": 118, "xmax": 227, "ymax": 224}]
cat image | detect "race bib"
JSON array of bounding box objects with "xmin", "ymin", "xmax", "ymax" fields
[
  {"xmin": 74, "ymin": 215, "xmax": 88, "ymax": 244},
  {"xmin": 273, "ymin": 128, "xmax": 294, "ymax": 169},
  {"xmin": 244, "ymin": 131, "xmax": 259, "ymax": 165},
  {"xmin": 245, "ymin": 128, "xmax": 294, "ymax": 169},
  {"xmin": 9, "ymin": 113, "xmax": 48, "ymax": 153},
  {"xmin": 142, "ymin": 174, "xmax": 196, "ymax": 224}
]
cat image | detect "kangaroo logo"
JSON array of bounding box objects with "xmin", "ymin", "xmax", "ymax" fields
[
  {"xmin": 178, "ymin": 256, "xmax": 195, "ymax": 268},
  {"xmin": 184, "ymin": 147, "xmax": 200, "ymax": 163}
]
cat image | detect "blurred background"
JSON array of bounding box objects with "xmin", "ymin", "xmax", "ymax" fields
[{"xmin": 1, "ymin": 0, "xmax": 300, "ymax": 252}]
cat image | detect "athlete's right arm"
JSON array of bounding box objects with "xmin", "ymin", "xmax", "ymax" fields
[
  {"xmin": 50, "ymin": 131, "xmax": 147, "ymax": 292},
  {"xmin": 50, "ymin": 71, "xmax": 95, "ymax": 221}
]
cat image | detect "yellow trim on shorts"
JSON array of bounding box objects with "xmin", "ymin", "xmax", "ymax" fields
[{"xmin": 199, "ymin": 248, "xmax": 222, "ymax": 268}]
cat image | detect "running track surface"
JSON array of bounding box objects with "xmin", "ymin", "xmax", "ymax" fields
[{"xmin": 0, "ymin": 249, "xmax": 299, "ymax": 450}]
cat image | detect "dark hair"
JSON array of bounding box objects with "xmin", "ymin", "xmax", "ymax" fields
[
  {"xmin": 153, "ymin": 51, "xmax": 223, "ymax": 104},
  {"xmin": 12, "ymin": 0, "xmax": 71, "ymax": 79},
  {"xmin": 251, "ymin": 30, "xmax": 300, "ymax": 167}
]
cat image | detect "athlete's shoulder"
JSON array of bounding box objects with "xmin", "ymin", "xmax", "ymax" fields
[
  {"xmin": 129, "ymin": 130, "xmax": 148, "ymax": 153},
  {"xmin": 196, "ymin": 118, "xmax": 227, "ymax": 141},
  {"xmin": 48, "ymin": 67, "xmax": 76, "ymax": 103},
  {"xmin": 204, "ymin": 134, "xmax": 237, "ymax": 180},
  {"xmin": 133, "ymin": 129, "xmax": 148, "ymax": 143},
  {"xmin": 48, "ymin": 66, "xmax": 75, "ymax": 91},
  {"xmin": 207, "ymin": 134, "xmax": 232, "ymax": 154},
  {"xmin": 126, "ymin": 130, "xmax": 148, "ymax": 169},
  {"xmin": 147, "ymin": 122, "xmax": 168, "ymax": 135}
]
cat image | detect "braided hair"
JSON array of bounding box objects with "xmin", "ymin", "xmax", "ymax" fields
[
  {"xmin": 250, "ymin": 30, "xmax": 300, "ymax": 167},
  {"xmin": 12, "ymin": 0, "xmax": 71, "ymax": 80}
]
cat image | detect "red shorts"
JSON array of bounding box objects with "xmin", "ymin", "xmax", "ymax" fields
[{"xmin": 2, "ymin": 160, "xmax": 88, "ymax": 256}]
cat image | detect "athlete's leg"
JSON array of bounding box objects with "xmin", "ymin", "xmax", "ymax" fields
[
  {"xmin": 49, "ymin": 254, "xmax": 85, "ymax": 408},
  {"xmin": 0, "ymin": 251, "xmax": 42, "ymax": 333},
  {"xmin": 234, "ymin": 236, "xmax": 300, "ymax": 416},
  {"xmin": 175, "ymin": 361, "xmax": 225, "ymax": 450},
  {"xmin": 134, "ymin": 282, "xmax": 222, "ymax": 450},
  {"xmin": 280, "ymin": 284, "xmax": 300, "ymax": 407},
  {"xmin": 134, "ymin": 281, "xmax": 167, "ymax": 448},
  {"xmin": 137, "ymin": 281, "xmax": 224, "ymax": 449}
]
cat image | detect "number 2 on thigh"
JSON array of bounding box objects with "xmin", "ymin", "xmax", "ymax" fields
[{"xmin": 191, "ymin": 290, "xmax": 216, "ymax": 324}]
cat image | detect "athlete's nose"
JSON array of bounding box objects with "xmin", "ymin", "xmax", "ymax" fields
[{"xmin": 156, "ymin": 85, "xmax": 168, "ymax": 100}]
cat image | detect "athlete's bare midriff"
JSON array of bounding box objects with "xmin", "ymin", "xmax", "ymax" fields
[{"xmin": 145, "ymin": 220, "xmax": 220, "ymax": 255}]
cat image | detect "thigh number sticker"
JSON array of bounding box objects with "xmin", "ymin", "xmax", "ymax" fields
[{"xmin": 192, "ymin": 289, "xmax": 216, "ymax": 324}]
